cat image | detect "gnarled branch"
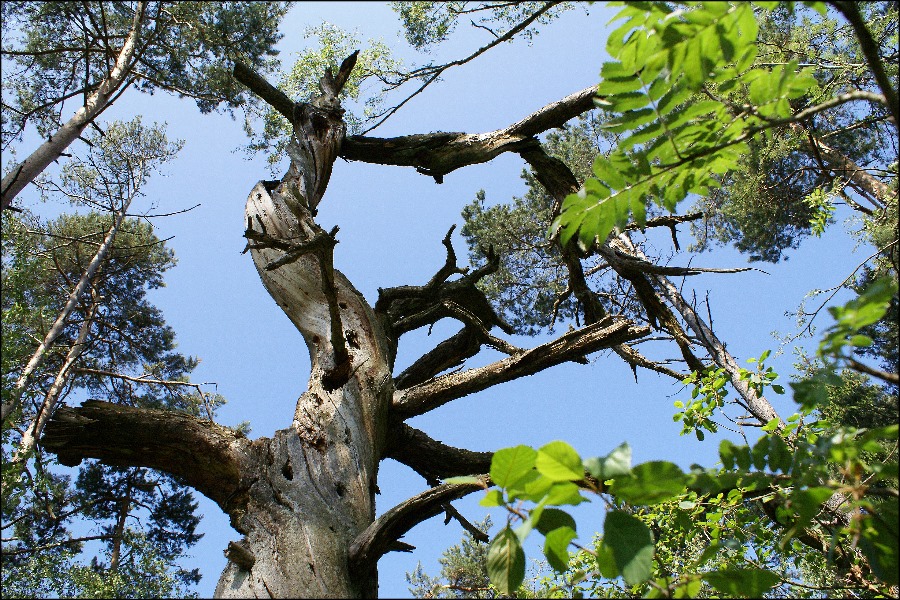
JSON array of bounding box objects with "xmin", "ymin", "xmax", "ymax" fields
[
  {"xmin": 341, "ymin": 88, "xmax": 596, "ymax": 182},
  {"xmin": 382, "ymin": 422, "xmax": 493, "ymax": 484},
  {"xmin": 40, "ymin": 400, "xmax": 253, "ymax": 513},
  {"xmin": 393, "ymin": 316, "xmax": 649, "ymax": 417},
  {"xmin": 347, "ymin": 478, "xmax": 488, "ymax": 575}
]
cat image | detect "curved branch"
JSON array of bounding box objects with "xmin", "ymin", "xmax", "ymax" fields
[
  {"xmin": 340, "ymin": 87, "xmax": 596, "ymax": 181},
  {"xmin": 40, "ymin": 400, "xmax": 253, "ymax": 512},
  {"xmin": 347, "ymin": 477, "xmax": 488, "ymax": 574},
  {"xmin": 393, "ymin": 327, "xmax": 482, "ymax": 390}
]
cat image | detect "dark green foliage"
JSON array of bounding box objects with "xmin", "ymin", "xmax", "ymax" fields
[
  {"xmin": 407, "ymin": 517, "xmax": 496, "ymax": 599},
  {"xmin": 76, "ymin": 463, "xmax": 202, "ymax": 588},
  {"xmin": 461, "ymin": 114, "xmax": 646, "ymax": 334},
  {"xmin": 1, "ymin": 209, "xmax": 213, "ymax": 597},
  {"xmin": 1, "ymin": 1, "xmax": 289, "ymax": 146}
]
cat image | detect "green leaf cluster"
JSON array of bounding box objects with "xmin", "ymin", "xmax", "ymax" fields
[
  {"xmin": 480, "ymin": 402, "xmax": 898, "ymax": 596},
  {"xmin": 552, "ymin": 1, "xmax": 824, "ymax": 250}
]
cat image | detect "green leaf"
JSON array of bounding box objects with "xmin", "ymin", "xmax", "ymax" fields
[
  {"xmin": 595, "ymin": 539, "xmax": 618, "ymax": 578},
  {"xmin": 536, "ymin": 441, "xmax": 584, "ymax": 482},
  {"xmin": 611, "ymin": 461, "xmax": 686, "ymax": 505},
  {"xmin": 584, "ymin": 442, "xmax": 633, "ymax": 481},
  {"xmin": 544, "ymin": 526, "xmax": 577, "ymax": 572},
  {"xmin": 593, "ymin": 155, "xmax": 627, "ymax": 189},
  {"xmin": 674, "ymin": 577, "xmax": 703, "ymax": 598},
  {"xmin": 604, "ymin": 91, "xmax": 652, "ymax": 112},
  {"xmin": 850, "ymin": 335, "xmax": 873, "ymax": 347},
  {"xmin": 735, "ymin": 445, "xmax": 752, "ymax": 471},
  {"xmin": 604, "ymin": 107, "xmax": 657, "ymax": 134},
  {"xmin": 858, "ymin": 502, "xmax": 899, "ymax": 586},
  {"xmin": 702, "ymin": 569, "xmax": 781, "ymax": 598},
  {"xmin": 751, "ymin": 436, "xmax": 770, "ymax": 470},
  {"xmin": 719, "ymin": 439, "xmax": 736, "ymax": 469},
  {"xmin": 694, "ymin": 542, "xmax": 722, "ymax": 568},
  {"xmin": 630, "ymin": 194, "xmax": 647, "ymax": 228},
  {"xmin": 509, "ymin": 471, "xmax": 551, "ymax": 502},
  {"xmin": 791, "ymin": 487, "xmax": 835, "ymax": 530},
  {"xmin": 480, "ymin": 489, "xmax": 504, "ymax": 507},
  {"xmin": 443, "ymin": 475, "xmax": 480, "ymax": 484},
  {"xmin": 768, "ymin": 435, "xmax": 792, "ymax": 473},
  {"xmin": 487, "ymin": 526, "xmax": 526, "ymax": 595},
  {"xmin": 544, "ymin": 481, "xmax": 587, "ymax": 506},
  {"xmin": 535, "ymin": 508, "xmax": 577, "ymax": 536},
  {"xmin": 603, "ymin": 510, "xmax": 655, "ymax": 586},
  {"xmin": 491, "ymin": 445, "xmax": 537, "ymax": 488}
]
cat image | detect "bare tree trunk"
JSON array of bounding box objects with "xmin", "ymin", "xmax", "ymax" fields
[
  {"xmin": 211, "ymin": 52, "xmax": 391, "ymax": 597},
  {"xmin": 13, "ymin": 291, "xmax": 100, "ymax": 462},
  {"xmin": 0, "ymin": 2, "xmax": 146, "ymax": 210},
  {"xmin": 1, "ymin": 195, "xmax": 134, "ymax": 425},
  {"xmin": 109, "ymin": 481, "xmax": 132, "ymax": 573}
]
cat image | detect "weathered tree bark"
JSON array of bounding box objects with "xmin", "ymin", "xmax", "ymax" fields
[
  {"xmin": 220, "ymin": 51, "xmax": 395, "ymax": 598},
  {"xmin": 42, "ymin": 59, "xmax": 653, "ymax": 598},
  {"xmin": 0, "ymin": 2, "xmax": 147, "ymax": 210}
]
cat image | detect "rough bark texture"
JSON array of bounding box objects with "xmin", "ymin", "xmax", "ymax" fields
[
  {"xmin": 41, "ymin": 400, "xmax": 253, "ymax": 512},
  {"xmin": 215, "ymin": 52, "xmax": 395, "ymax": 598},
  {"xmin": 41, "ymin": 60, "xmax": 651, "ymax": 598}
]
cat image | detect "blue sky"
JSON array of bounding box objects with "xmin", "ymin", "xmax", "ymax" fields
[{"xmin": 5, "ymin": 2, "xmax": 876, "ymax": 597}]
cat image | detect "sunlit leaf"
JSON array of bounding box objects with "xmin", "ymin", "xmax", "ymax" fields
[
  {"xmin": 536, "ymin": 441, "xmax": 584, "ymax": 481},
  {"xmin": 611, "ymin": 461, "xmax": 686, "ymax": 504},
  {"xmin": 490, "ymin": 445, "xmax": 536, "ymax": 488},
  {"xmin": 543, "ymin": 526, "xmax": 577, "ymax": 572}
]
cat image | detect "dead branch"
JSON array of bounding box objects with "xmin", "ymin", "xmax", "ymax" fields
[
  {"xmin": 376, "ymin": 234, "xmax": 513, "ymax": 339},
  {"xmin": 40, "ymin": 400, "xmax": 253, "ymax": 513},
  {"xmin": 392, "ymin": 316, "xmax": 649, "ymax": 417},
  {"xmin": 382, "ymin": 422, "xmax": 493, "ymax": 484},
  {"xmin": 340, "ymin": 88, "xmax": 596, "ymax": 183},
  {"xmin": 347, "ymin": 477, "xmax": 488, "ymax": 575},
  {"xmin": 440, "ymin": 503, "xmax": 490, "ymax": 543},
  {"xmin": 393, "ymin": 327, "xmax": 482, "ymax": 390}
]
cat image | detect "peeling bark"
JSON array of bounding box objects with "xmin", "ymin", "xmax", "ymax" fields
[{"xmin": 222, "ymin": 51, "xmax": 393, "ymax": 598}]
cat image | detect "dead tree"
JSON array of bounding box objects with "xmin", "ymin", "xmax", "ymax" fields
[{"xmin": 42, "ymin": 55, "xmax": 650, "ymax": 597}]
